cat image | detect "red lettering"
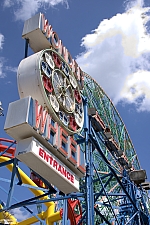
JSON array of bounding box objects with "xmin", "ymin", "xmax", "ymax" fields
[
  {"xmin": 61, "ymin": 167, "xmax": 67, "ymax": 177},
  {"xmin": 71, "ymin": 59, "xmax": 78, "ymax": 79},
  {"xmin": 34, "ymin": 102, "xmax": 85, "ymax": 175},
  {"xmin": 58, "ymin": 40, "xmax": 63, "ymax": 55},
  {"xmin": 47, "ymin": 25, "xmax": 53, "ymax": 39},
  {"xmin": 41, "ymin": 13, "xmax": 84, "ymax": 90},
  {"xmin": 67, "ymin": 172, "xmax": 71, "ymax": 180},
  {"xmin": 42, "ymin": 14, "xmax": 48, "ymax": 33},
  {"xmin": 67, "ymin": 51, "xmax": 73, "ymax": 66},
  {"xmin": 51, "ymin": 32, "xmax": 60, "ymax": 49},
  {"xmin": 70, "ymin": 175, "xmax": 74, "ymax": 184},
  {"xmin": 53, "ymin": 160, "xmax": 58, "ymax": 169},
  {"xmin": 42, "ymin": 14, "xmax": 53, "ymax": 39},
  {"xmin": 39, "ymin": 148, "xmax": 44, "ymax": 158},
  {"xmin": 57, "ymin": 164, "xmax": 62, "ymax": 173},
  {"xmin": 45, "ymin": 115, "xmax": 51, "ymax": 140},
  {"xmin": 44, "ymin": 151, "xmax": 50, "ymax": 162},
  {"xmin": 49, "ymin": 156, "xmax": 53, "ymax": 165},
  {"xmin": 39, "ymin": 148, "xmax": 76, "ymax": 184},
  {"xmin": 34, "ymin": 100, "xmax": 48, "ymax": 134}
]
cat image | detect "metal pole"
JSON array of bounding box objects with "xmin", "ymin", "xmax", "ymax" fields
[
  {"xmin": 24, "ymin": 39, "xmax": 29, "ymax": 58},
  {"xmin": 83, "ymin": 97, "xmax": 90, "ymax": 225},
  {"xmin": 83, "ymin": 97, "xmax": 94, "ymax": 225},
  {"xmin": 89, "ymin": 119, "xmax": 95, "ymax": 225},
  {"xmin": 62, "ymin": 197, "xmax": 68, "ymax": 225},
  {"xmin": 6, "ymin": 158, "xmax": 18, "ymax": 207}
]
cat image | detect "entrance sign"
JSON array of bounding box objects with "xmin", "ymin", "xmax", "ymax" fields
[
  {"xmin": 16, "ymin": 137, "xmax": 79, "ymax": 194},
  {"xmin": 22, "ymin": 13, "xmax": 84, "ymax": 89},
  {"xmin": 17, "ymin": 49, "xmax": 84, "ymax": 135},
  {"xmin": 4, "ymin": 96, "xmax": 85, "ymax": 177}
]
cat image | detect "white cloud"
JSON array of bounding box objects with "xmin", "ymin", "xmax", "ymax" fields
[
  {"xmin": 0, "ymin": 59, "xmax": 5, "ymax": 78},
  {"xmin": 11, "ymin": 207, "xmax": 29, "ymax": 221},
  {"xmin": 0, "ymin": 33, "xmax": 17, "ymax": 78},
  {"xmin": 76, "ymin": 0, "xmax": 150, "ymax": 111},
  {"xmin": 0, "ymin": 34, "xmax": 5, "ymax": 78},
  {"xmin": 0, "ymin": 34, "xmax": 4, "ymax": 50},
  {"xmin": 0, "ymin": 32, "xmax": 18, "ymax": 77},
  {"xmin": 5, "ymin": 66, "xmax": 18, "ymax": 73},
  {"xmin": 121, "ymin": 70, "xmax": 150, "ymax": 111},
  {"xmin": 3, "ymin": 0, "xmax": 69, "ymax": 21},
  {"xmin": 3, "ymin": 0, "xmax": 13, "ymax": 7}
]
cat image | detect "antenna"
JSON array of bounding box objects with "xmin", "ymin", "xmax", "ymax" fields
[{"xmin": 0, "ymin": 101, "xmax": 4, "ymax": 116}]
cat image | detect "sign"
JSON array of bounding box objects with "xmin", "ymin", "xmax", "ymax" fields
[
  {"xmin": 16, "ymin": 137, "xmax": 79, "ymax": 194},
  {"xmin": 22, "ymin": 13, "xmax": 84, "ymax": 89},
  {"xmin": 4, "ymin": 13, "xmax": 86, "ymax": 193},
  {"xmin": 17, "ymin": 49, "xmax": 84, "ymax": 135},
  {"xmin": 4, "ymin": 96, "xmax": 85, "ymax": 177}
]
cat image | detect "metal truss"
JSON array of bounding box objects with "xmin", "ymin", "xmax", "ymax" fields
[
  {"xmin": 83, "ymin": 73, "xmax": 141, "ymax": 174},
  {"xmin": 0, "ymin": 52, "xmax": 150, "ymax": 224},
  {"xmin": 0, "ymin": 96, "xmax": 150, "ymax": 224}
]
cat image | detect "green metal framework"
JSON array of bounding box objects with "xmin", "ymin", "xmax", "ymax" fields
[{"xmin": 83, "ymin": 72, "xmax": 140, "ymax": 173}]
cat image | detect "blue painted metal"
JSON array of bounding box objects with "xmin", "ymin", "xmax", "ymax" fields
[
  {"xmin": 83, "ymin": 97, "xmax": 95, "ymax": 225},
  {"xmin": 0, "ymin": 98, "xmax": 150, "ymax": 225},
  {"xmin": 15, "ymin": 165, "xmax": 22, "ymax": 185},
  {"xmin": 0, "ymin": 185, "xmax": 45, "ymax": 224},
  {"xmin": 0, "ymin": 158, "xmax": 14, "ymax": 167},
  {"xmin": 24, "ymin": 38, "xmax": 29, "ymax": 58},
  {"xmin": 0, "ymin": 177, "xmax": 50, "ymax": 191},
  {"xmin": 0, "ymin": 128, "xmax": 150, "ymax": 225},
  {"xmin": 6, "ymin": 158, "xmax": 18, "ymax": 208},
  {"xmin": 62, "ymin": 197, "xmax": 68, "ymax": 225}
]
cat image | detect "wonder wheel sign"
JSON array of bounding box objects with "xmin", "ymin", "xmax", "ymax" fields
[{"xmin": 4, "ymin": 13, "xmax": 85, "ymax": 194}]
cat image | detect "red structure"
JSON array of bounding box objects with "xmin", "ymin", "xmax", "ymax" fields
[{"xmin": 0, "ymin": 138, "xmax": 16, "ymax": 158}]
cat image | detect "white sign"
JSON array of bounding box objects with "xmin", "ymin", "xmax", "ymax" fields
[
  {"xmin": 22, "ymin": 13, "xmax": 84, "ymax": 89},
  {"xmin": 4, "ymin": 96, "xmax": 85, "ymax": 177},
  {"xmin": 16, "ymin": 137, "xmax": 79, "ymax": 194}
]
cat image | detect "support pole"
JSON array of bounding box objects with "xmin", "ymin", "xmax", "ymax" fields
[
  {"xmin": 62, "ymin": 197, "xmax": 68, "ymax": 225},
  {"xmin": 24, "ymin": 39, "xmax": 29, "ymax": 58},
  {"xmin": 83, "ymin": 97, "xmax": 94, "ymax": 225},
  {"xmin": 89, "ymin": 119, "xmax": 95, "ymax": 224},
  {"xmin": 6, "ymin": 158, "xmax": 18, "ymax": 207}
]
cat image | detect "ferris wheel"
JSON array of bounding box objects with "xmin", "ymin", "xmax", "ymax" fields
[
  {"xmin": 0, "ymin": 70, "xmax": 149, "ymax": 225},
  {"xmin": 0, "ymin": 11, "xmax": 150, "ymax": 224}
]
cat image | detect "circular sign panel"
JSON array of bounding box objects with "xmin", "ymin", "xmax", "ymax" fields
[{"xmin": 17, "ymin": 49, "xmax": 84, "ymax": 134}]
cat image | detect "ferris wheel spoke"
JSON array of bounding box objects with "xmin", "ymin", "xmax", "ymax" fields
[
  {"xmin": 54, "ymin": 72, "xmax": 63, "ymax": 87},
  {"xmin": 57, "ymin": 93, "xmax": 63, "ymax": 99},
  {"xmin": 66, "ymin": 95, "xmax": 73, "ymax": 104},
  {"xmin": 59, "ymin": 73, "xmax": 64, "ymax": 86},
  {"xmin": 63, "ymin": 97, "xmax": 66, "ymax": 107},
  {"xmin": 66, "ymin": 89, "xmax": 72, "ymax": 98},
  {"xmin": 63, "ymin": 77, "xmax": 67, "ymax": 87},
  {"xmin": 65, "ymin": 97, "xmax": 74, "ymax": 111}
]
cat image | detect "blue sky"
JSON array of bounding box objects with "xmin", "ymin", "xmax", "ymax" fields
[{"xmin": 1, "ymin": 0, "xmax": 150, "ymax": 221}]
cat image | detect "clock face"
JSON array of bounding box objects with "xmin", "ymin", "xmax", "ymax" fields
[{"xmin": 17, "ymin": 49, "xmax": 84, "ymax": 134}]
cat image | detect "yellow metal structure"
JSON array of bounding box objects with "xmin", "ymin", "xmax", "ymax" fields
[
  {"xmin": 0, "ymin": 204, "xmax": 17, "ymax": 224},
  {"xmin": 0, "ymin": 156, "xmax": 62, "ymax": 224}
]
